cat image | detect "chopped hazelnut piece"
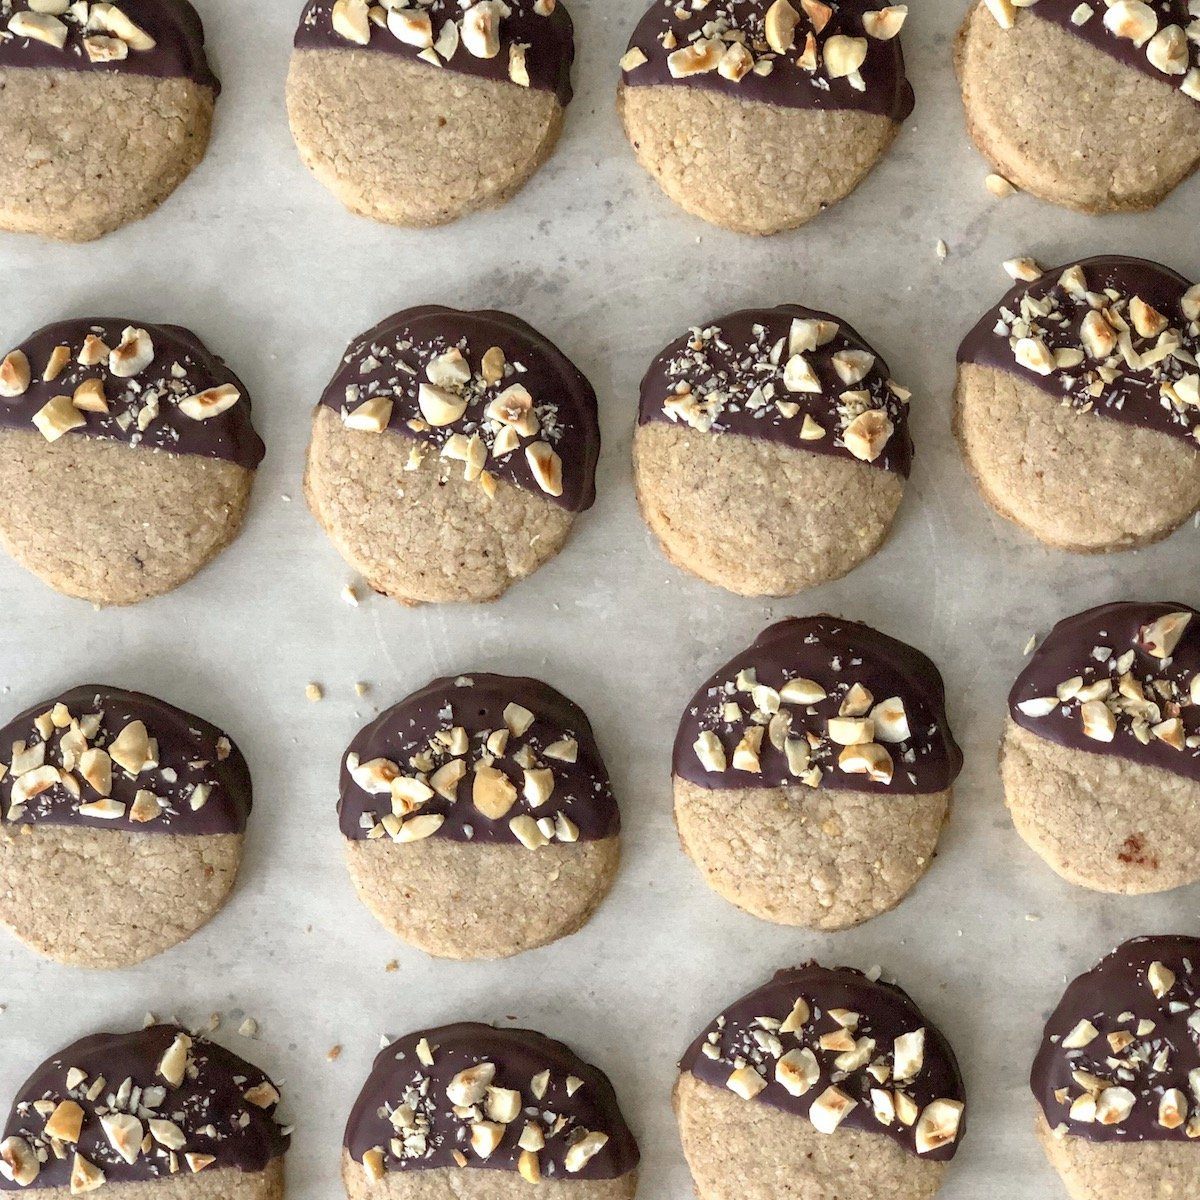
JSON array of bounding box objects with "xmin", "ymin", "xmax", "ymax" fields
[
  {"xmin": 764, "ymin": 0, "xmax": 800, "ymax": 54},
  {"xmin": 1103, "ymin": 0, "xmax": 1158, "ymax": 46},
  {"xmin": 1095, "ymin": 1086, "xmax": 1136, "ymax": 1125},
  {"xmin": 1080, "ymin": 700, "xmax": 1116, "ymax": 742},
  {"xmin": 1148, "ymin": 960, "xmax": 1176, "ymax": 997},
  {"xmin": 809, "ymin": 1085, "xmax": 857, "ymax": 1134},
  {"xmin": 448, "ymin": 1062, "xmax": 495, "ymax": 1107},
  {"xmin": 157, "ymin": 1033, "xmax": 191, "ymax": 1088},
  {"xmin": 509, "ymin": 42, "xmax": 531, "ymax": 86},
  {"xmin": 775, "ymin": 1048, "xmax": 820, "ymax": 1096},
  {"xmin": 1159, "ymin": 1088, "xmax": 1188, "ymax": 1129},
  {"xmin": 525, "ymin": 442, "xmax": 563, "ymax": 497},
  {"xmin": 863, "ymin": 6, "xmax": 907, "ymax": 39},
  {"xmin": 725, "ymin": 1064, "xmax": 767, "ymax": 1099},
  {"xmin": 43, "ymin": 345, "xmax": 71, "ymax": 381},
  {"xmin": 72, "ymin": 378, "xmax": 108, "ymax": 413},
  {"xmin": 1003, "ymin": 257, "xmax": 1042, "ymax": 282},
  {"xmin": 620, "ymin": 46, "xmax": 648, "ymax": 71},
  {"xmin": 99, "ymin": 1114, "xmax": 143, "ymax": 1166},
  {"xmin": 361, "ymin": 1148, "xmax": 385, "ymax": 1182},
  {"xmin": 779, "ymin": 996, "xmax": 810, "ymax": 1033},
  {"xmin": 0, "ymin": 1136, "xmax": 39, "ymax": 1187},
  {"xmin": 838, "ymin": 741, "xmax": 893, "ymax": 784},
  {"xmin": 387, "ymin": 8, "xmax": 433, "ymax": 48},
  {"xmin": 84, "ymin": 34, "xmax": 128, "ymax": 61},
  {"xmin": 332, "ymin": 0, "xmax": 371, "ymax": 44},
  {"xmin": 417, "ymin": 383, "xmax": 467, "ymax": 426},
  {"xmin": 1141, "ymin": 612, "xmax": 1191, "ymax": 659},
  {"xmin": 69, "ymin": 1154, "xmax": 105, "ymax": 1194},
  {"xmin": 0, "ymin": 350, "xmax": 30, "ymax": 397},
  {"xmin": 461, "ymin": 2, "xmax": 502, "ymax": 58},
  {"xmin": 148, "ymin": 1120, "xmax": 186, "ymax": 1150},
  {"xmin": 1014, "ymin": 337, "xmax": 1054, "ymax": 376},
  {"xmin": 717, "ymin": 41, "xmax": 753, "ymax": 82},
  {"xmin": 518, "ymin": 1149, "xmax": 541, "ymax": 1182},
  {"xmin": 667, "ymin": 38, "xmax": 723, "ymax": 76},
  {"xmin": 983, "ymin": 0, "xmax": 1016, "ymax": 28},
  {"xmin": 32, "ymin": 394, "xmax": 86, "ymax": 442},
  {"xmin": 44, "ymin": 1099, "xmax": 84, "ymax": 1143},
  {"xmin": 179, "ymin": 384, "xmax": 241, "ymax": 421},
  {"xmin": 92, "ymin": 3, "xmax": 156, "ymax": 49},
  {"xmin": 564, "ymin": 1131, "xmax": 609, "ymax": 1173},
  {"xmin": 802, "ymin": 0, "xmax": 833, "ymax": 32},
  {"xmin": 822, "ymin": 34, "xmax": 867, "ymax": 79},
  {"xmin": 1061, "ymin": 1019, "xmax": 1099, "ymax": 1049},
  {"xmin": 186, "ymin": 1154, "xmax": 216, "ymax": 1174},
  {"xmin": 510, "ymin": 813, "xmax": 550, "ymax": 849},
  {"xmin": 915, "ymin": 1099, "xmax": 964, "ymax": 1153},
  {"xmin": 843, "ymin": 410, "xmax": 893, "ymax": 461},
  {"xmin": 395, "ymin": 813, "xmax": 444, "ymax": 842},
  {"xmin": 8, "ymin": 11, "xmax": 68, "ymax": 48},
  {"xmin": 893, "ymin": 1029, "xmax": 925, "ymax": 1081},
  {"xmin": 109, "ymin": 327, "xmax": 154, "ymax": 378}
]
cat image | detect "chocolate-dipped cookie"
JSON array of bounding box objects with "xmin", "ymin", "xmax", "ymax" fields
[
  {"xmin": 304, "ymin": 306, "xmax": 599, "ymax": 606},
  {"xmin": 1004, "ymin": 601, "xmax": 1200, "ymax": 894},
  {"xmin": 956, "ymin": 0, "xmax": 1200, "ymax": 213},
  {"xmin": 673, "ymin": 616, "xmax": 961, "ymax": 930},
  {"xmin": 0, "ymin": 2, "xmax": 218, "ymax": 241},
  {"xmin": 0, "ymin": 318, "xmax": 264, "ymax": 605},
  {"xmin": 956, "ymin": 256, "xmax": 1200, "ymax": 552},
  {"xmin": 0, "ymin": 684, "xmax": 252, "ymax": 968},
  {"xmin": 287, "ymin": 0, "xmax": 575, "ymax": 227},
  {"xmin": 633, "ymin": 304, "xmax": 912, "ymax": 596},
  {"xmin": 0, "ymin": 1023, "xmax": 289, "ymax": 1197},
  {"xmin": 676, "ymin": 965, "xmax": 966, "ymax": 1200},
  {"xmin": 342, "ymin": 1022, "xmax": 639, "ymax": 1197},
  {"xmin": 618, "ymin": 0, "xmax": 914, "ymax": 234},
  {"xmin": 1031, "ymin": 936, "xmax": 1200, "ymax": 1200},
  {"xmin": 338, "ymin": 673, "xmax": 620, "ymax": 959}
]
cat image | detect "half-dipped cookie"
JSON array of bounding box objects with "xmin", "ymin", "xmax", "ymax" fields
[
  {"xmin": 634, "ymin": 304, "xmax": 912, "ymax": 595},
  {"xmin": 618, "ymin": 1, "xmax": 915, "ymax": 234},
  {"xmin": 677, "ymin": 965, "xmax": 966, "ymax": 1200},
  {"xmin": 304, "ymin": 306, "xmax": 598, "ymax": 605},
  {"xmin": 956, "ymin": 256, "xmax": 1200, "ymax": 552},
  {"xmin": 338, "ymin": 673, "xmax": 620, "ymax": 959},
  {"xmin": 0, "ymin": 2, "xmax": 219, "ymax": 241},
  {"xmin": 342, "ymin": 1022, "xmax": 639, "ymax": 1197},
  {"xmin": 1004, "ymin": 601, "xmax": 1200, "ymax": 894},
  {"xmin": 0, "ymin": 1023, "xmax": 289, "ymax": 1197},
  {"xmin": 674, "ymin": 616, "xmax": 961, "ymax": 929},
  {"xmin": 956, "ymin": 0, "xmax": 1200, "ymax": 213},
  {"xmin": 1031, "ymin": 935, "xmax": 1200, "ymax": 1200},
  {"xmin": 288, "ymin": 0, "xmax": 575, "ymax": 227},
  {"xmin": 0, "ymin": 317, "xmax": 264, "ymax": 605},
  {"xmin": 0, "ymin": 684, "xmax": 252, "ymax": 968}
]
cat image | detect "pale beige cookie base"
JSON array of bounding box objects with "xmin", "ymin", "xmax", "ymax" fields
[
  {"xmin": 304, "ymin": 406, "xmax": 574, "ymax": 605},
  {"xmin": 617, "ymin": 82, "xmax": 899, "ymax": 235},
  {"xmin": 20, "ymin": 1158, "xmax": 284, "ymax": 1199},
  {"xmin": 343, "ymin": 835, "xmax": 619, "ymax": 960},
  {"xmin": 954, "ymin": 364, "xmax": 1200, "ymax": 552},
  {"xmin": 675, "ymin": 1073, "xmax": 949, "ymax": 1200},
  {"xmin": 0, "ymin": 824, "xmax": 242, "ymax": 969},
  {"xmin": 673, "ymin": 776, "xmax": 949, "ymax": 931},
  {"xmin": 0, "ymin": 68, "xmax": 213, "ymax": 242},
  {"xmin": 1001, "ymin": 717, "xmax": 1200, "ymax": 895},
  {"xmin": 286, "ymin": 49, "xmax": 563, "ymax": 228},
  {"xmin": 0, "ymin": 428, "xmax": 254, "ymax": 606},
  {"xmin": 955, "ymin": 4, "xmax": 1200, "ymax": 213},
  {"xmin": 633, "ymin": 422, "xmax": 904, "ymax": 596}
]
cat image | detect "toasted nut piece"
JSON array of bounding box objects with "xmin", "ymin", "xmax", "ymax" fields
[
  {"xmin": 620, "ymin": 46, "xmax": 648, "ymax": 71},
  {"xmin": 504, "ymin": 702, "xmax": 535, "ymax": 735},
  {"xmin": 508, "ymin": 41, "xmax": 532, "ymax": 86},
  {"xmin": 693, "ymin": 730, "xmax": 726, "ymax": 772},
  {"xmin": 128, "ymin": 791, "xmax": 162, "ymax": 822},
  {"xmin": 110, "ymin": 720, "xmax": 152, "ymax": 774},
  {"xmin": 838, "ymin": 741, "xmax": 893, "ymax": 784},
  {"xmin": 83, "ymin": 33, "xmax": 128, "ymax": 61},
  {"xmin": 985, "ymin": 173, "xmax": 1017, "ymax": 197},
  {"xmin": 783, "ymin": 353, "xmax": 822, "ymax": 393},
  {"xmin": 93, "ymin": 3, "xmax": 155, "ymax": 49},
  {"xmin": 1130, "ymin": 296, "xmax": 1169, "ymax": 337},
  {"xmin": 522, "ymin": 767, "xmax": 555, "ymax": 808},
  {"xmin": 717, "ymin": 41, "xmax": 754, "ymax": 82},
  {"xmin": 45, "ymin": 1100, "xmax": 85, "ymax": 1143},
  {"xmin": 485, "ymin": 1086, "xmax": 522, "ymax": 1124},
  {"xmin": 148, "ymin": 1120, "xmax": 185, "ymax": 1150},
  {"xmin": 8, "ymin": 11, "xmax": 68, "ymax": 47},
  {"xmin": 158, "ymin": 1033, "xmax": 191, "ymax": 1087},
  {"xmin": 1149, "ymin": 960, "xmax": 1176, "ymax": 997},
  {"xmin": 1153, "ymin": 717, "xmax": 1185, "ymax": 750},
  {"xmin": 1080, "ymin": 700, "xmax": 1116, "ymax": 742},
  {"xmin": 179, "ymin": 384, "xmax": 240, "ymax": 421},
  {"xmin": 1160, "ymin": 1089, "xmax": 1188, "ymax": 1130},
  {"xmin": 186, "ymin": 1154, "xmax": 215, "ymax": 1174},
  {"xmin": 828, "ymin": 717, "xmax": 874, "ymax": 746},
  {"xmin": 388, "ymin": 8, "xmax": 432, "ymax": 47},
  {"xmin": 1183, "ymin": 283, "xmax": 1200, "ymax": 322},
  {"xmin": 245, "ymin": 1082, "xmax": 281, "ymax": 1109},
  {"xmin": 915, "ymin": 1099, "xmax": 964, "ymax": 1153},
  {"xmin": 480, "ymin": 345, "xmax": 507, "ymax": 385},
  {"xmin": 100, "ymin": 1114, "xmax": 143, "ymax": 1165},
  {"xmin": 473, "ymin": 763, "xmax": 517, "ymax": 819},
  {"xmin": 1014, "ymin": 337, "xmax": 1055, "ymax": 375},
  {"xmin": 1141, "ymin": 611, "xmax": 1191, "ymax": 658},
  {"xmin": 344, "ymin": 396, "xmax": 393, "ymax": 432},
  {"xmin": 461, "ymin": 2, "xmax": 502, "ymax": 58},
  {"xmin": 802, "ymin": 0, "xmax": 833, "ymax": 32},
  {"xmin": 667, "ymin": 38, "xmax": 723, "ymax": 76},
  {"xmin": 869, "ymin": 697, "xmax": 910, "ymax": 742},
  {"xmin": 726, "ymin": 1064, "xmax": 767, "ymax": 1099},
  {"xmin": 775, "ymin": 1048, "xmax": 820, "ymax": 1096},
  {"xmin": 1062, "ymin": 1019, "xmax": 1099, "ymax": 1049},
  {"xmin": 525, "ymin": 442, "xmax": 563, "ymax": 496},
  {"xmin": 109, "ymin": 326, "xmax": 154, "ymax": 377},
  {"xmin": 361, "ymin": 1148, "xmax": 385, "ymax": 1182},
  {"xmin": 0, "ymin": 1136, "xmax": 39, "ymax": 1187},
  {"xmin": 781, "ymin": 677, "xmax": 826, "ymax": 704},
  {"xmin": 544, "ymin": 736, "xmax": 578, "ymax": 762},
  {"xmin": 487, "ymin": 383, "xmax": 539, "ymax": 434},
  {"xmin": 0, "ymin": 350, "xmax": 30, "ymax": 397},
  {"xmin": 832, "ymin": 349, "xmax": 876, "ymax": 384},
  {"xmin": 843, "ymin": 410, "xmax": 893, "ymax": 461},
  {"xmin": 72, "ymin": 378, "xmax": 108, "ymax": 413},
  {"xmin": 70, "ymin": 1154, "xmax": 105, "ymax": 1194},
  {"xmin": 779, "ymin": 995, "xmax": 811, "ymax": 1033},
  {"xmin": 1003, "ymin": 256, "xmax": 1042, "ymax": 282},
  {"xmin": 430, "ymin": 759, "xmax": 466, "ymax": 801},
  {"xmin": 764, "ymin": 0, "xmax": 800, "ymax": 54},
  {"xmin": 32, "ymin": 394, "xmax": 86, "ymax": 442},
  {"xmin": 893, "ymin": 1029, "xmax": 925, "ymax": 1081},
  {"xmin": 809, "ymin": 1085, "xmax": 857, "ymax": 1134},
  {"xmin": 732, "ymin": 726, "xmax": 764, "ymax": 772},
  {"xmin": 823, "ymin": 34, "xmax": 868, "ymax": 78},
  {"xmin": 396, "ymin": 813, "xmax": 444, "ymax": 842},
  {"xmin": 1104, "ymin": 0, "xmax": 1158, "ymax": 46},
  {"xmin": 863, "ymin": 5, "xmax": 907, "ymax": 38},
  {"xmin": 984, "ymin": 0, "xmax": 1016, "ymax": 27},
  {"xmin": 1080, "ymin": 311, "xmax": 1117, "ymax": 359},
  {"xmin": 517, "ymin": 1149, "xmax": 541, "ymax": 1182},
  {"xmin": 1096, "ymin": 1086, "xmax": 1136, "ymax": 1124},
  {"xmin": 564, "ymin": 1131, "xmax": 609, "ymax": 1173},
  {"xmin": 510, "ymin": 813, "xmax": 550, "ymax": 849},
  {"xmin": 418, "ymin": 383, "xmax": 467, "ymax": 426},
  {"xmin": 448, "ymin": 1063, "xmax": 496, "ymax": 1107},
  {"xmin": 43, "ymin": 345, "xmax": 71, "ymax": 381},
  {"xmin": 332, "ymin": 0, "xmax": 371, "ymax": 43}
]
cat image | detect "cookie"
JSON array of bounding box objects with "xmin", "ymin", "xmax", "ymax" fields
[
  {"xmin": 0, "ymin": 684, "xmax": 253, "ymax": 968},
  {"xmin": 956, "ymin": 0, "xmax": 1200, "ymax": 213},
  {"xmin": 0, "ymin": 1023, "xmax": 289, "ymax": 1197},
  {"xmin": 1003, "ymin": 601, "xmax": 1200, "ymax": 894},
  {"xmin": 676, "ymin": 964, "xmax": 966, "ymax": 1200},
  {"xmin": 956, "ymin": 256, "xmax": 1200, "ymax": 552},
  {"xmin": 287, "ymin": 0, "xmax": 574, "ymax": 227},
  {"xmin": 618, "ymin": 0, "xmax": 914, "ymax": 234},
  {"xmin": 673, "ymin": 615, "xmax": 961, "ymax": 930},
  {"xmin": 633, "ymin": 304, "xmax": 912, "ymax": 596},
  {"xmin": 0, "ymin": 1, "xmax": 218, "ymax": 241},
  {"xmin": 338, "ymin": 673, "xmax": 621, "ymax": 959},
  {"xmin": 1031, "ymin": 935, "xmax": 1200, "ymax": 1200},
  {"xmin": 342, "ymin": 1022, "xmax": 639, "ymax": 1197},
  {"xmin": 304, "ymin": 306, "xmax": 598, "ymax": 606},
  {"xmin": 0, "ymin": 318, "xmax": 264, "ymax": 605}
]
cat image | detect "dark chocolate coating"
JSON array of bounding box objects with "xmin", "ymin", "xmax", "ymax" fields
[
  {"xmin": 1031, "ymin": 935, "xmax": 1200, "ymax": 1144},
  {"xmin": 343, "ymin": 1022, "xmax": 640, "ymax": 1181},
  {"xmin": 338, "ymin": 673, "xmax": 619, "ymax": 844},
  {"xmin": 622, "ymin": 0, "xmax": 914, "ymax": 121},
  {"xmin": 0, "ymin": 1, "xmax": 219, "ymax": 92},
  {"xmin": 0, "ymin": 684, "xmax": 252, "ymax": 835},
  {"xmin": 957, "ymin": 256, "xmax": 1200, "ymax": 452},
  {"xmin": 317, "ymin": 306, "xmax": 599, "ymax": 513},
  {"xmin": 638, "ymin": 303, "xmax": 913, "ymax": 476},
  {"xmin": 0, "ymin": 1024, "xmax": 288, "ymax": 1190},
  {"xmin": 0, "ymin": 318, "xmax": 265, "ymax": 471},
  {"xmin": 674, "ymin": 616, "xmax": 962, "ymax": 794},
  {"xmin": 1009, "ymin": 601, "xmax": 1200, "ymax": 784},
  {"xmin": 295, "ymin": 0, "xmax": 576, "ymax": 107},
  {"xmin": 680, "ymin": 965, "xmax": 966, "ymax": 1161}
]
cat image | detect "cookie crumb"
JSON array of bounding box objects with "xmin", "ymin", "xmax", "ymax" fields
[
  {"xmin": 238, "ymin": 1018, "xmax": 259, "ymax": 1039},
  {"xmin": 384, "ymin": 960, "xmax": 398, "ymax": 973},
  {"xmin": 985, "ymin": 172, "xmax": 1017, "ymax": 197},
  {"xmin": 327, "ymin": 1045, "xmax": 342, "ymax": 1062},
  {"xmin": 305, "ymin": 683, "xmax": 324, "ymax": 703}
]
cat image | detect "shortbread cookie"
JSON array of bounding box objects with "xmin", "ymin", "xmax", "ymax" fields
[
  {"xmin": 956, "ymin": 255, "xmax": 1200, "ymax": 552},
  {"xmin": 0, "ymin": 317, "xmax": 264, "ymax": 605},
  {"xmin": 1031, "ymin": 935, "xmax": 1200, "ymax": 1200},
  {"xmin": 305, "ymin": 306, "xmax": 598, "ymax": 605},
  {"xmin": 342, "ymin": 1022, "xmax": 639, "ymax": 1196},
  {"xmin": 674, "ymin": 615, "xmax": 961, "ymax": 930},
  {"xmin": 0, "ymin": 1, "xmax": 218, "ymax": 241},
  {"xmin": 0, "ymin": 684, "xmax": 253, "ymax": 968},
  {"xmin": 956, "ymin": 0, "xmax": 1200, "ymax": 213},
  {"xmin": 676, "ymin": 964, "xmax": 966, "ymax": 1200},
  {"xmin": 1004, "ymin": 601, "xmax": 1200, "ymax": 894},
  {"xmin": 339, "ymin": 673, "xmax": 620, "ymax": 959},
  {"xmin": 0, "ymin": 1023, "xmax": 288, "ymax": 1196},
  {"xmin": 288, "ymin": 0, "xmax": 574, "ymax": 227},
  {"xmin": 634, "ymin": 304, "xmax": 912, "ymax": 595},
  {"xmin": 618, "ymin": 0, "xmax": 914, "ymax": 234}
]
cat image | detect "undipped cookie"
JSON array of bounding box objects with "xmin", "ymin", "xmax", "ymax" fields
[
  {"xmin": 676, "ymin": 964, "xmax": 966, "ymax": 1200},
  {"xmin": 0, "ymin": 683, "xmax": 253, "ymax": 968},
  {"xmin": 673, "ymin": 615, "xmax": 962, "ymax": 930},
  {"xmin": 341, "ymin": 1022, "xmax": 639, "ymax": 1197},
  {"xmin": 618, "ymin": 0, "xmax": 914, "ymax": 234},
  {"xmin": 304, "ymin": 306, "xmax": 598, "ymax": 606},
  {"xmin": 633, "ymin": 303, "xmax": 913, "ymax": 595},
  {"xmin": 288, "ymin": 0, "xmax": 575, "ymax": 227}
]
